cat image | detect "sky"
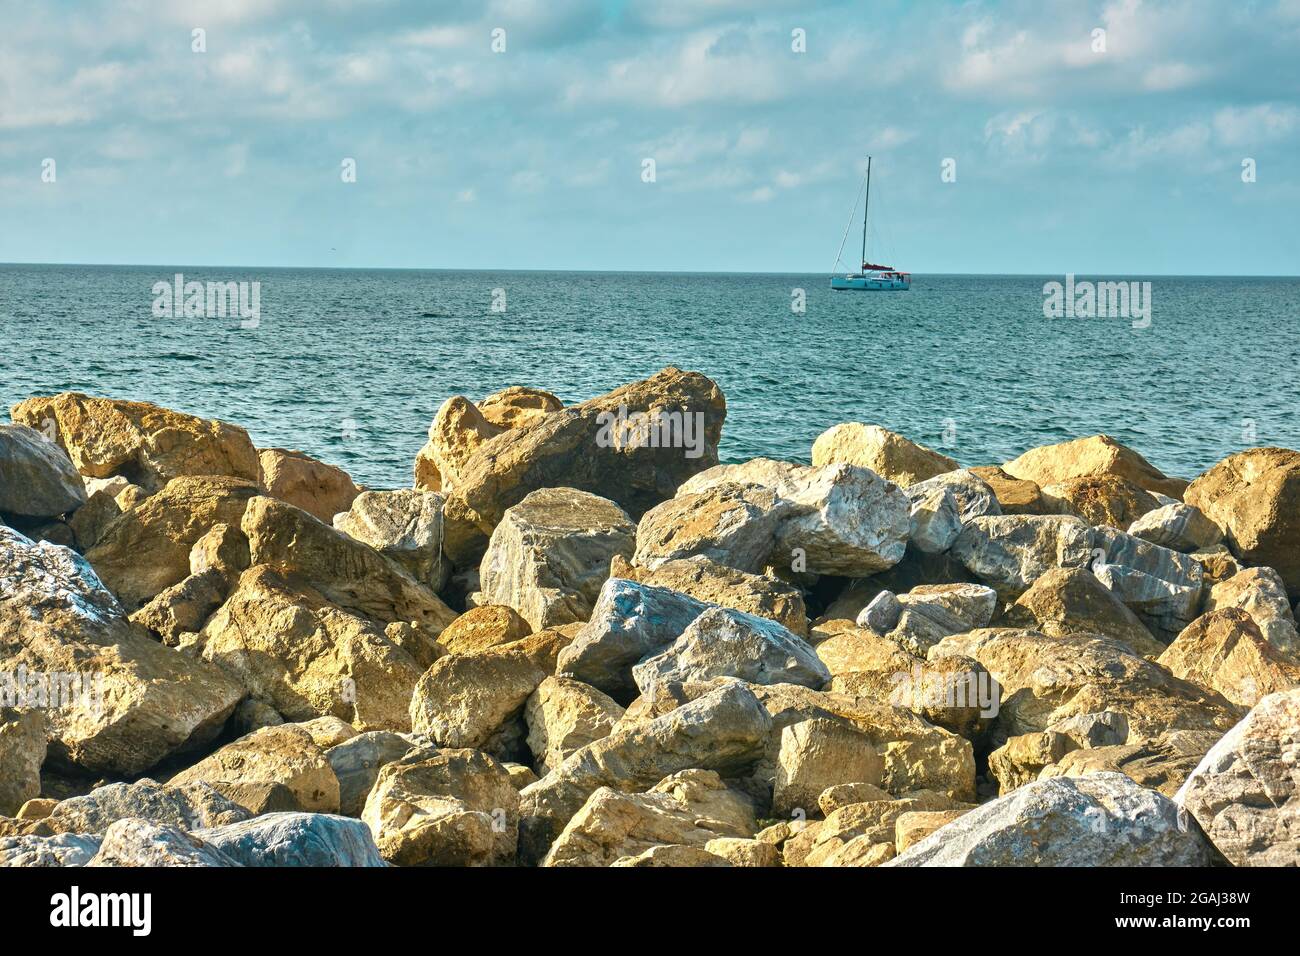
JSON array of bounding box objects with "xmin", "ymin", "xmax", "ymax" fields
[{"xmin": 1, "ymin": 0, "xmax": 1298, "ymax": 275}]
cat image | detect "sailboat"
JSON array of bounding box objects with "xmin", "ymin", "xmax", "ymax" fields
[{"xmin": 830, "ymin": 156, "xmax": 910, "ymax": 291}]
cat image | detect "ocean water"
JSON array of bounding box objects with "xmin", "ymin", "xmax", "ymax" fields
[{"xmin": 1, "ymin": 264, "xmax": 1297, "ymax": 490}]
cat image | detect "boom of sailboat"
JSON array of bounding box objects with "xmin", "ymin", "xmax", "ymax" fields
[{"xmin": 830, "ymin": 156, "xmax": 911, "ymax": 291}]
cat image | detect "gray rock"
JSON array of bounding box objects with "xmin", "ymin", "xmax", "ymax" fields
[
  {"xmin": 880, "ymin": 583, "xmax": 998, "ymax": 656},
  {"xmin": 197, "ymin": 812, "xmax": 387, "ymax": 867},
  {"xmin": 1091, "ymin": 527, "xmax": 1204, "ymax": 640},
  {"xmin": 888, "ymin": 772, "xmax": 1217, "ymax": 866},
  {"xmin": 0, "ymin": 832, "xmax": 102, "ymax": 867},
  {"xmin": 1128, "ymin": 502, "xmax": 1223, "ymax": 552},
  {"xmin": 631, "ymin": 606, "xmax": 829, "ymax": 694},
  {"xmin": 773, "ymin": 463, "xmax": 910, "ymax": 576},
  {"xmin": 333, "ymin": 489, "xmax": 450, "ymax": 592},
  {"xmin": 87, "ymin": 819, "xmax": 242, "ymax": 867},
  {"xmin": 856, "ymin": 590, "xmax": 903, "ymax": 634},
  {"xmin": 1206, "ymin": 567, "xmax": 1300, "ymax": 657},
  {"xmin": 951, "ymin": 514, "xmax": 1094, "ymax": 597},
  {"xmin": 905, "ymin": 469, "xmax": 1001, "ymax": 554},
  {"xmin": 43, "ymin": 779, "xmax": 250, "ymax": 833},
  {"xmin": 480, "ymin": 487, "xmax": 635, "ymax": 630},
  {"xmin": 0, "ymin": 424, "xmax": 87, "ymax": 518},
  {"xmin": 0, "ymin": 708, "xmax": 46, "ymax": 816},
  {"xmin": 633, "ymin": 481, "xmax": 788, "ymax": 574},
  {"xmin": 325, "ymin": 731, "xmax": 421, "ymax": 817}
]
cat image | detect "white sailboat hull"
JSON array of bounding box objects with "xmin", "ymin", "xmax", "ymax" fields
[{"xmin": 831, "ymin": 272, "xmax": 910, "ymax": 291}]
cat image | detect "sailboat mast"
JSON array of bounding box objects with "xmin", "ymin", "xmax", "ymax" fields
[{"xmin": 860, "ymin": 156, "xmax": 871, "ymax": 268}]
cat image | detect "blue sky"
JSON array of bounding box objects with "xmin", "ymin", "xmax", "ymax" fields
[{"xmin": 2, "ymin": 0, "xmax": 1298, "ymax": 274}]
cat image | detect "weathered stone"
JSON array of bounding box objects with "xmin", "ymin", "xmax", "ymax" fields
[
  {"xmin": 632, "ymin": 606, "xmax": 829, "ymax": 694},
  {"xmin": 67, "ymin": 488, "xmax": 122, "ymax": 552},
  {"xmin": 436, "ymin": 604, "xmax": 531, "ymax": 656},
  {"xmin": 129, "ymin": 567, "xmax": 228, "ymax": 645},
  {"xmin": 84, "ymin": 475, "xmax": 258, "ymax": 610},
  {"xmin": 1, "ymin": 527, "xmax": 242, "ymax": 776},
  {"xmin": 188, "ymin": 521, "xmax": 250, "ymax": 579},
  {"xmin": 543, "ymin": 769, "xmax": 754, "ymax": 867},
  {"xmin": 409, "ymin": 650, "xmax": 546, "ymax": 750},
  {"xmin": 242, "ymin": 495, "xmax": 456, "ymax": 632},
  {"xmin": 505, "ymin": 762, "xmax": 539, "ymax": 789},
  {"xmin": 886, "ymin": 655, "xmax": 1000, "ymax": 740},
  {"xmin": 1002, "ymin": 566, "xmax": 1165, "ymax": 657},
  {"xmin": 988, "ymin": 731, "xmax": 1078, "ymax": 794},
  {"xmin": 613, "ymin": 554, "xmax": 807, "ymax": 636},
  {"xmin": 332, "ymin": 489, "xmax": 450, "ymax": 592},
  {"xmin": 1205, "ymin": 567, "xmax": 1300, "ymax": 656},
  {"xmin": 856, "ymin": 590, "xmax": 903, "ymax": 634},
  {"xmin": 789, "ymin": 789, "xmax": 966, "ymax": 867},
  {"xmin": 895, "ymin": 809, "xmax": 969, "ymax": 853},
  {"xmin": 610, "ymin": 844, "xmax": 732, "ymax": 866},
  {"xmin": 362, "ymin": 748, "xmax": 518, "ymax": 866},
  {"xmin": 413, "ymin": 396, "xmax": 505, "ymax": 495},
  {"xmin": 42, "ymin": 779, "xmax": 250, "ymax": 833},
  {"xmin": 1129, "ymin": 502, "xmax": 1224, "ymax": 552},
  {"xmin": 951, "ymin": 514, "xmax": 1094, "ymax": 598},
  {"xmin": 525, "ymin": 676, "xmax": 624, "ymax": 776},
  {"xmin": 876, "ymin": 583, "xmax": 998, "ymax": 656},
  {"xmin": 0, "ymin": 424, "xmax": 86, "ymax": 518},
  {"xmin": 1175, "ymin": 688, "xmax": 1300, "ymax": 866},
  {"xmin": 968, "ymin": 466, "xmax": 1047, "ymax": 515},
  {"xmin": 1002, "ymin": 434, "xmax": 1186, "ymax": 499},
  {"xmin": 16, "ymin": 798, "xmax": 57, "ymax": 820},
  {"xmin": 1091, "ymin": 526, "xmax": 1204, "ymax": 639},
  {"xmin": 326, "ymin": 731, "xmax": 421, "ymax": 817},
  {"xmin": 258, "ymin": 448, "xmax": 359, "ymax": 524},
  {"xmin": 480, "ymin": 487, "xmax": 635, "ymax": 629},
  {"xmin": 704, "ymin": 836, "xmax": 782, "ymax": 867},
  {"xmin": 633, "ymin": 481, "xmax": 786, "ymax": 574},
  {"xmin": 773, "ymin": 718, "xmax": 884, "ymax": 817},
  {"xmin": 1158, "ymin": 608, "xmax": 1300, "ymax": 707},
  {"xmin": 11, "ymin": 392, "xmax": 260, "ymax": 491},
  {"xmin": 197, "ymin": 565, "xmax": 425, "ymax": 730},
  {"xmin": 298, "ymin": 715, "xmax": 357, "ymax": 749},
  {"xmin": 0, "ymin": 708, "xmax": 46, "ymax": 816},
  {"xmin": 812, "ymin": 423, "xmax": 957, "ymax": 488},
  {"xmin": 87, "ymin": 819, "xmax": 240, "ymax": 867},
  {"xmin": 1040, "ymin": 729, "xmax": 1222, "ymax": 797},
  {"xmin": 1185, "ymin": 447, "xmax": 1300, "ymax": 595},
  {"xmin": 197, "ymin": 812, "xmax": 387, "ymax": 867},
  {"xmin": 889, "ymin": 772, "xmax": 1215, "ymax": 866},
  {"xmin": 556, "ymin": 577, "xmax": 713, "ymax": 699},
  {"xmin": 0, "ymin": 832, "xmax": 101, "ymax": 867},
  {"xmin": 817, "ymin": 781, "xmax": 892, "ymax": 815},
  {"xmin": 476, "ymin": 386, "xmax": 564, "ymax": 430},
  {"xmin": 905, "ymin": 469, "xmax": 1001, "ymax": 553},
  {"xmin": 1041, "ymin": 474, "xmax": 1161, "ymax": 528},
  {"xmin": 518, "ymin": 682, "xmax": 770, "ymax": 863},
  {"xmin": 169, "ymin": 725, "xmax": 341, "ymax": 814},
  {"xmin": 930, "ymin": 628, "xmax": 1244, "ymax": 741}
]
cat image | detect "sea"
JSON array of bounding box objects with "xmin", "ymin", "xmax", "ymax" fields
[{"xmin": 2, "ymin": 264, "xmax": 1297, "ymax": 490}]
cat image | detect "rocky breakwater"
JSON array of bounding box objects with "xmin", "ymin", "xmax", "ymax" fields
[{"xmin": 2, "ymin": 374, "xmax": 1298, "ymax": 868}]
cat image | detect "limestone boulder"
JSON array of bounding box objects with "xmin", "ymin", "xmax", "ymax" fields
[
  {"xmin": 989, "ymin": 731, "xmax": 1078, "ymax": 794},
  {"xmin": 1184, "ymin": 447, "xmax": 1300, "ymax": 595},
  {"xmin": 0, "ymin": 424, "xmax": 86, "ymax": 518},
  {"xmin": 476, "ymin": 386, "xmax": 564, "ymax": 430},
  {"xmin": 811, "ymin": 423, "xmax": 957, "ymax": 488},
  {"xmin": 197, "ymin": 812, "xmax": 386, "ymax": 867},
  {"xmin": 968, "ymin": 466, "xmax": 1047, "ymax": 515},
  {"xmin": 189, "ymin": 521, "xmax": 250, "ymax": 579},
  {"xmin": 888, "ymin": 772, "xmax": 1215, "ymax": 866},
  {"xmin": 196, "ymin": 565, "xmax": 425, "ymax": 731},
  {"xmin": 633, "ymin": 481, "xmax": 787, "ymax": 574},
  {"xmin": 895, "ymin": 809, "xmax": 970, "ymax": 853},
  {"xmin": 84, "ymin": 475, "xmax": 258, "ymax": 609},
  {"xmin": 1128, "ymin": 502, "xmax": 1224, "ymax": 552},
  {"xmin": 129, "ymin": 567, "xmax": 229, "ymax": 645},
  {"xmin": 1002, "ymin": 434, "xmax": 1186, "ymax": 499},
  {"xmin": 10, "ymin": 393, "xmax": 260, "ymax": 491},
  {"xmin": 437, "ymin": 604, "xmax": 531, "ymax": 655},
  {"xmin": 408, "ymin": 649, "xmax": 546, "ymax": 750},
  {"xmin": 904, "ymin": 468, "xmax": 1001, "ymax": 553},
  {"xmin": 704, "ymin": 836, "xmax": 782, "ymax": 867},
  {"xmin": 867, "ymin": 583, "xmax": 998, "ymax": 657},
  {"xmin": 951, "ymin": 514, "xmax": 1094, "ymax": 598},
  {"xmin": 169, "ymin": 725, "xmax": 341, "ymax": 814},
  {"xmin": 326, "ymin": 731, "xmax": 422, "ymax": 817},
  {"xmin": 1002, "ymin": 566, "xmax": 1165, "ymax": 658},
  {"xmin": 1205, "ymin": 567, "xmax": 1300, "ymax": 656},
  {"xmin": 772, "ymin": 718, "xmax": 885, "ymax": 817},
  {"xmin": 1, "ymin": 526, "xmax": 242, "ymax": 776},
  {"xmin": 1158, "ymin": 608, "xmax": 1300, "ymax": 707},
  {"xmin": 1040, "ymin": 474, "xmax": 1160, "ymax": 528},
  {"xmin": 258, "ymin": 448, "xmax": 359, "ymax": 524},
  {"xmin": 242, "ymin": 495, "xmax": 456, "ymax": 632},
  {"xmin": 87, "ymin": 819, "xmax": 240, "ymax": 867},
  {"xmin": 1175, "ymin": 688, "xmax": 1300, "ymax": 866},
  {"xmin": 362, "ymin": 748, "xmax": 518, "ymax": 866},
  {"xmin": 41, "ymin": 779, "xmax": 250, "ymax": 833},
  {"xmin": 611, "ymin": 845, "xmax": 731, "ymax": 867},
  {"xmin": 413, "ymin": 395, "xmax": 506, "ymax": 495},
  {"xmin": 480, "ymin": 487, "xmax": 635, "ymax": 630},
  {"xmin": 333, "ymin": 489, "xmax": 450, "ymax": 591},
  {"xmin": 1040, "ymin": 729, "xmax": 1222, "ymax": 797},
  {"xmin": 0, "ymin": 832, "xmax": 102, "ymax": 867},
  {"xmin": 525, "ymin": 677, "xmax": 625, "ymax": 776},
  {"xmin": 1090, "ymin": 526, "xmax": 1204, "ymax": 639},
  {"xmin": 787, "ymin": 789, "xmax": 968, "ymax": 867},
  {"xmin": 0, "ymin": 708, "xmax": 46, "ymax": 816}
]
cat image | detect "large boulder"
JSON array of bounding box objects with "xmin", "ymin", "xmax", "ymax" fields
[
  {"xmin": 476, "ymin": 386, "xmax": 565, "ymax": 429},
  {"xmin": 1041, "ymin": 475, "xmax": 1161, "ymax": 528},
  {"xmin": 436, "ymin": 605, "xmax": 530, "ymax": 655},
  {"xmin": 904, "ymin": 469, "xmax": 1001, "ymax": 553},
  {"xmin": 332, "ymin": 489, "xmax": 450, "ymax": 592},
  {"xmin": 861, "ymin": 583, "xmax": 998, "ymax": 657},
  {"xmin": 1040, "ymin": 729, "xmax": 1222, "ymax": 798},
  {"xmin": 951, "ymin": 514, "xmax": 1094, "ymax": 598},
  {"xmin": 1158, "ymin": 609, "xmax": 1300, "ymax": 707},
  {"xmin": 1185, "ymin": 448, "xmax": 1300, "ymax": 595},
  {"xmin": 408, "ymin": 649, "xmax": 547, "ymax": 751},
  {"xmin": 1001, "ymin": 567, "xmax": 1165, "ymax": 658},
  {"xmin": 518, "ymin": 682, "xmax": 771, "ymax": 863},
  {"xmin": 633, "ymin": 481, "xmax": 787, "ymax": 574},
  {"xmin": 0, "ymin": 708, "xmax": 46, "ymax": 816},
  {"xmin": 448, "ymin": 368, "xmax": 725, "ymax": 548},
  {"xmin": 1175, "ymin": 688, "xmax": 1300, "ymax": 866},
  {"xmin": 480, "ymin": 487, "xmax": 635, "ymax": 630},
  {"xmin": 11, "ymin": 392, "xmax": 260, "ymax": 491},
  {"xmin": 968, "ymin": 466, "xmax": 1047, "ymax": 515},
  {"xmin": 361, "ymin": 748, "xmax": 518, "ymax": 866},
  {"xmin": 1001, "ymin": 434, "xmax": 1186, "ymax": 499},
  {"xmin": 41, "ymin": 779, "xmax": 250, "ymax": 833},
  {"xmin": 787, "ymin": 789, "xmax": 969, "ymax": 867},
  {"xmin": 1128, "ymin": 502, "xmax": 1223, "ymax": 552},
  {"xmin": 930, "ymin": 628, "xmax": 1244, "ymax": 741},
  {"xmin": 169, "ymin": 724, "xmax": 341, "ymax": 814},
  {"xmin": 197, "ymin": 812, "xmax": 386, "ymax": 867},
  {"xmin": 772, "ymin": 718, "xmax": 884, "ymax": 817},
  {"xmin": 326, "ymin": 731, "xmax": 421, "ymax": 817},
  {"xmin": 1090, "ymin": 526, "xmax": 1204, "ymax": 639},
  {"xmin": 1, "ymin": 526, "xmax": 242, "ymax": 776},
  {"xmin": 86, "ymin": 819, "xmax": 240, "ymax": 867},
  {"xmin": 0, "ymin": 832, "xmax": 102, "ymax": 867},
  {"xmin": 129, "ymin": 567, "xmax": 229, "ymax": 645},
  {"xmin": 413, "ymin": 396, "xmax": 506, "ymax": 494},
  {"xmin": 84, "ymin": 475, "xmax": 259, "ymax": 609},
  {"xmin": 542, "ymin": 769, "xmax": 755, "ymax": 867},
  {"xmin": 611, "ymin": 555, "xmax": 807, "ymax": 636},
  {"xmin": 631, "ymin": 606, "xmax": 829, "ymax": 694},
  {"xmin": 888, "ymin": 772, "xmax": 1216, "ymax": 866},
  {"xmin": 195, "ymin": 566, "xmax": 425, "ymax": 730},
  {"xmin": 525, "ymin": 677, "xmax": 625, "ymax": 776},
  {"xmin": 241, "ymin": 495, "xmax": 456, "ymax": 632},
  {"xmin": 1205, "ymin": 567, "xmax": 1300, "ymax": 656},
  {"xmin": 0, "ymin": 424, "xmax": 86, "ymax": 518},
  {"xmin": 257, "ymin": 448, "xmax": 359, "ymax": 524},
  {"xmin": 811, "ymin": 423, "xmax": 956, "ymax": 488}
]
